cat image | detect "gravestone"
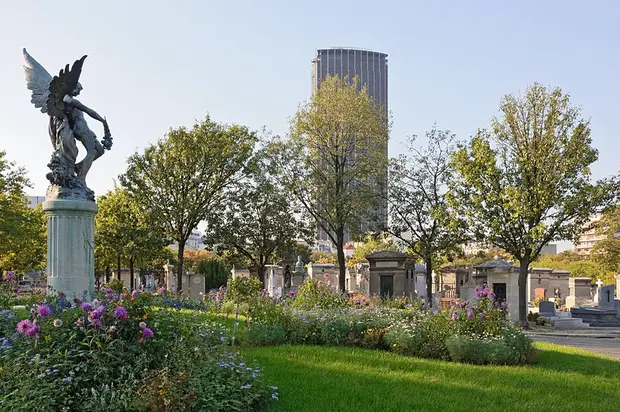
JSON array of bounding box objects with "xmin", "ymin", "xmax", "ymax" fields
[
  {"xmin": 539, "ymin": 301, "xmax": 555, "ymax": 316},
  {"xmin": 598, "ymin": 285, "xmax": 616, "ymax": 310},
  {"xmin": 615, "ymin": 274, "xmax": 620, "ymax": 300}
]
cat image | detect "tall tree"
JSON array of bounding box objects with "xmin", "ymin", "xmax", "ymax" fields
[
  {"xmin": 347, "ymin": 233, "xmax": 397, "ymax": 267},
  {"xmin": 285, "ymin": 75, "xmax": 389, "ymax": 291},
  {"xmin": 0, "ymin": 151, "xmax": 46, "ymax": 273},
  {"xmin": 591, "ymin": 206, "xmax": 620, "ymax": 274},
  {"xmin": 120, "ymin": 117, "xmax": 256, "ymax": 292},
  {"xmin": 95, "ymin": 187, "xmax": 168, "ymax": 289},
  {"xmin": 387, "ymin": 127, "xmax": 468, "ymax": 305},
  {"xmin": 450, "ymin": 83, "xmax": 615, "ymax": 325},
  {"xmin": 204, "ymin": 144, "xmax": 312, "ymax": 284}
]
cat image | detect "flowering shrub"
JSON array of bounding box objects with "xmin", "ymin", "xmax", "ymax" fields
[
  {"xmin": 448, "ymin": 286, "xmax": 505, "ymax": 336},
  {"xmin": 292, "ymin": 278, "xmax": 346, "ymax": 310},
  {"xmin": 446, "ymin": 329, "xmax": 537, "ymax": 365},
  {"xmin": 0, "ymin": 290, "xmax": 276, "ymax": 411}
]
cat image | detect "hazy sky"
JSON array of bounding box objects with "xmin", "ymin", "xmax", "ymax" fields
[{"xmin": 1, "ymin": 1, "xmax": 618, "ymax": 201}]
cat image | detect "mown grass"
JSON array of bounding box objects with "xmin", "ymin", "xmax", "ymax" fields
[{"xmin": 241, "ymin": 343, "xmax": 620, "ymax": 412}]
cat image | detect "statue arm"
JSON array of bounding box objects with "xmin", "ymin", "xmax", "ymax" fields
[{"xmin": 63, "ymin": 95, "xmax": 106, "ymax": 123}]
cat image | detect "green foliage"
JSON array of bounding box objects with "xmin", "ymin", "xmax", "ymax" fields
[
  {"xmin": 347, "ymin": 233, "xmax": 397, "ymax": 267},
  {"xmin": 120, "ymin": 116, "xmax": 257, "ymax": 291},
  {"xmin": 0, "ymin": 151, "xmax": 46, "ymax": 273},
  {"xmin": 195, "ymin": 257, "xmax": 229, "ymax": 291},
  {"xmin": 445, "ymin": 329, "xmax": 537, "ymax": 365},
  {"xmin": 533, "ymin": 251, "xmax": 615, "ymax": 284},
  {"xmin": 283, "ymin": 75, "xmax": 390, "ymax": 291},
  {"xmin": 104, "ymin": 278, "xmax": 125, "ymax": 294},
  {"xmin": 204, "ymin": 141, "xmax": 312, "ymax": 284},
  {"xmin": 292, "ymin": 278, "xmax": 347, "ymax": 310},
  {"xmin": 388, "ymin": 127, "xmax": 468, "ymax": 300},
  {"xmin": 226, "ymin": 277, "xmax": 262, "ymax": 306},
  {"xmin": 243, "ymin": 323, "xmax": 287, "ymax": 346},
  {"xmin": 311, "ymin": 250, "xmax": 337, "ymax": 264},
  {"xmin": 0, "ymin": 292, "xmax": 275, "ymax": 411},
  {"xmin": 450, "ymin": 83, "xmax": 615, "ymax": 323}
]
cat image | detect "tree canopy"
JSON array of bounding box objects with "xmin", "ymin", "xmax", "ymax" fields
[
  {"xmin": 284, "ymin": 75, "xmax": 389, "ymax": 291},
  {"xmin": 451, "ymin": 83, "xmax": 615, "ymax": 324},
  {"xmin": 120, "ymin": 117, "xmax": 257, "ymax": 292}
]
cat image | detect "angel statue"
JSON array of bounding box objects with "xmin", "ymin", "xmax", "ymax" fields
[{"xmin": 23, "ymin": 48, "xmax": 112, "ymax": 201}]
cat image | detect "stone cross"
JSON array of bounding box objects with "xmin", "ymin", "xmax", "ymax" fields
[{"xmin": 596, "ymin": 279, "xmax": 604, "ymax": 289}]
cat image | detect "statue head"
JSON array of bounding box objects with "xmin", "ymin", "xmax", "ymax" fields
[
  {"xmin": 71, "ymin": 82, "xmax": 83, "ymax": 96},
  {"xmin": 294, "ymin": 255, "xmax": 305, "ymax": 274}
]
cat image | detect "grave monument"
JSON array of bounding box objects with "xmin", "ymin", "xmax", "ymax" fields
[{"xmin": 23, "ymin": 49, "xmax": 113, "ymax": 300}]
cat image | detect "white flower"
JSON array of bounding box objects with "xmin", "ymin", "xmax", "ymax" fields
[
  {"xmin": 139, "ymin": 322, "xmax": 147, "ymax": 329},
  {"xmin": 53, "ymin": 319, "xmax": 63, "ymax": 328}
]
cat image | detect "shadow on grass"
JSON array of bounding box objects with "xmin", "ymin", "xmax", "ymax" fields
[
  {"xmin": 242, "ymin": 345, "xmax": 620, "ymax": 412},
  {"xmin": 532, "ymin": 342, "xmax": 620, "ymax": 378}
]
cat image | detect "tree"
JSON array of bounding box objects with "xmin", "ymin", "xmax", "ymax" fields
[
  {"xmin": 388, "ymin": 127, "xmax": 468, "ymax": 304},
  {"xmin": 95, "ymin": 188, "xmax": 168, "ymax": 289},
  {"xmin": 204, "ymin": 145, "xmax": 312, "ymax": 284},
  {"xmin": 311, "ymin": 250, "xmax": 337, "ymax": 264},
  {"xmin": 0, "ymin": 151, "xmax": 46, "ymax": 273},
  {"xmin": 347, "ymin": 233, "xmax": 397, "ymax": 267},
  {"xmin": 120, "ymin": 117, "xmax": 256, "ymax": 292},
  {"xmin": 591, "ymin": 206, "xmax": 620, "ymax": 274},
  {"xmin": 285, "ymin": 75, "xmax": 389, "ymax": 291},
  {"xmin": 451, "ymin": 83, "xmax": 615, "ymax": 325}
]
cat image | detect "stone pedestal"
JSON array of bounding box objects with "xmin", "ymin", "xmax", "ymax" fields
[{"xmin": 43, "ymin": 200, "xmax": 98, "ymax": 300}]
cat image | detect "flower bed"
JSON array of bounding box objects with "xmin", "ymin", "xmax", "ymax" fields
[
  {"xmin": 0, "ymin": 288, "xmax": 276, "ymax": 411},
  {"xmin": 238, "ymin": 281, "xmax": 537, "ymax": 366}
]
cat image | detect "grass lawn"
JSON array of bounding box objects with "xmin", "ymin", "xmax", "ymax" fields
[{"xmin": 241, "ymin": 343, "xmax": 620, "ymax": 412}]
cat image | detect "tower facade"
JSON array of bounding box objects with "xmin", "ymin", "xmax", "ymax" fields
[{"xmin": 311, "ymin": 48, "xmax": 389, "ymax": 245}]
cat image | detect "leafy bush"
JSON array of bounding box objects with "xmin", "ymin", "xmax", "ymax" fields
[
  {"xmin": 384, "ymin": 314, "xmax": 453, "ymax": 359},
  {"xmin": 292, "ymin": 278, "xmax": 346, "ymax": 310},
  {"xmin": 243, "ymin": 323, "xmax": 287, "ymax": 346},
  {"xmin": 0, "ymin": 290, "xmax": 276, "ymax": 411},
  {"xmin": 445, "ymin": 329, "xmax": 537, "ymax": 365}
]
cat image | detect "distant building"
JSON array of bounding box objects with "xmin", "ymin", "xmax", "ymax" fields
[
  {"xmin": 574, "ymin": 214, "xmax": 605, "ymax": 255},
  {"xmin": 539, "ymin": 243, "xmax": 558, "ymax": 256},
  {"xmin": 312, "ymin": 47, "xmax": 389, "ymax": 243},
  {"xmin": 27, "ymin": 196, "xmax": 45, "ymax": 209},
  {"xmin": 170, "ymin": 231, "xmax": 204, "ymax": 251}
]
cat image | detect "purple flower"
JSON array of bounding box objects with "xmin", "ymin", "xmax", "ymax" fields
[
  {"xmin": 475, "ymin": 288, "xmax": 481, "ymax": 298},
  {"xmin": 142, "ymin": 327, "xmax": 154, "ymax": 339},
  {"xmin": 158, "ymin": 287, "xmax": 166, "ymax": 295},
  {"xmin": 4, "ymin": 271, "xmax": 15, "ymax": 282},
  {"xmin": 17, "ymin": 319, "xmax": 33, "ymax": 334},
  {"xmin": 80, "ymin": 302, "xmax": 93, "ymax": 312},
  {"xmin": 131, "ymin": 290, "xmax": 139, "ymax": 298},
  {"xmin": 215, "ymin": 292, "xmax": 222, "ymax": 302},
  {"xmin": 479, "ymin": 313, "xmax": 485, "ymax": 319},
  {"xmin": 500, "ymin": 302, "xmax": 507, "ymax": 309},
  {"xmin": 114, "ymin": 306, "xmax": 128, "ymax": 320},
  {"xmin": 451, "ymin": 310, "xmax": 458, "ymax": 321},
  {"xmin": 25, "ymin": 323, "xmax": 40, "ymax": 337},
  {"xmin": 482, "ymin": 287, "xmax": 489, "ymax": 296},
  {"xmin": 89, "ymin": 318, "xmax": 103, "ymax": 329},
  {"xmin": 37, "ymin": 305, "xmax": 52, "ymax": 318},
  {"xmin": 449, "ymin": 300, "xmax": 456, "ymax": 307},
  {"xmin": 467, "ymin": 309, "xmax": 473, "ymax": 319}
]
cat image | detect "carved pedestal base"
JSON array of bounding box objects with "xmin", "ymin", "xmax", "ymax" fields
[{"xmin": 43, "ymin": 200, "xmax": 98, "ymax": 301}]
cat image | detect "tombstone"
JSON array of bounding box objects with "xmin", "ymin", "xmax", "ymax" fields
[
  {"xmin": 593, "ymin": 279, "xmax": 604, "ymax": 302},
  {"xmin": 534, "ymin": 288, "xmax": 547, "ymax": 302},
  {"xmin": 615, "ymin": 274, "xmax": 620, "ymax": 300},
  {"xmin": 539, "ymin": 301, "xmax": 555, "ymax": 316},
  {"xmin": 163, "ymin": 261, "xmax": 176, "ymax": 292},
  {"xmin": 565, "ymin": 295, "xmax": 578, "ymax": 309},
  {"xmin": 599, "ymin": 285, "xmax": 616, "ymax": 310}
]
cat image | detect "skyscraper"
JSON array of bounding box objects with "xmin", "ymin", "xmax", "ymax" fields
[{"xmin": 311, "ymin": 47, "xmax": 389, "ymax": 245}]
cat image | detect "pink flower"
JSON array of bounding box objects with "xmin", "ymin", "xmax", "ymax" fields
[
  {"xmin": 17, "ymin": 319, "xmax": 33, "ymax": 334},
  {"xmin": 75, "ymin": 317, "xmax": 85, "ymax": 327},
  {"xmin": 289, "ymin": 290, "xmax": 296, "ymax": 297},
  {"xmin": 37, "ymin": 305, "xmax": 52, "ymax": 318},
  {"xmin": 25, "ymin": 324, "xmax": 40, "ymax": 337},
  {"xmin": 114, "ymin": 306, "xmax": 128, "ymax": 320},
  {"xmin": 323, "ymin": 274, "xmax": 329, "ymax": 279}
]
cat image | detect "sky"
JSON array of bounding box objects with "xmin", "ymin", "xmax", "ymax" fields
[{"xmin": 1, "ymin": 1, "xmax": 619, "ymax": 250}]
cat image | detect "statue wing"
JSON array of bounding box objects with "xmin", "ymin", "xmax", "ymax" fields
[
  {"xmin": 46, "ymin": 54, "xmax": 87, "ymax": 118},
  {"xmin": 22, "ymin": 48, "xmax": 53, "ymax": 113}
]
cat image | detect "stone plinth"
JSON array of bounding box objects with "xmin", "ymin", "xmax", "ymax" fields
[{"xmin": 43, "ymin": 199, "xmax": 98, "ymax": 300}]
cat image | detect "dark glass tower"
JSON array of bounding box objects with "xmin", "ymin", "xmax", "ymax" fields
[{"xmin": 311, "ymin": 48, "xmax": 389, "ymax": 245}]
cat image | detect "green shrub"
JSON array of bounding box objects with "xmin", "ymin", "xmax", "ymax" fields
[
  {"xmin": 292, "ymin": 278, "xmax": 346, "ymax": 310},
  {"xmin": 243, "ymin": 323, "xmax": 287, "ymax": 347},
  {"xmin": 445, "ymin": 329, "xmax": 537, "ymax": 365},
  {"xmin": 384, "ymin": 315, "xmax": 452, "ymax": 360}
]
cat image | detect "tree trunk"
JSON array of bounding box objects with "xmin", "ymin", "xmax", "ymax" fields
[
  {"xmin": 177, "ymin": 241, "xmax": 185, "ymax": 294},
  {"xmin": 129, "ymin": 257, "xmax": 135, "ymax": 291},
  {"xmin": 425, "ymin": 257, "xmax": 433, "ymax": 307},
  {"xmin": 105, "ymin": 266, "xmax": 110, "ymax": 283},
  {"xmin": 518, "ymin": 257, "xmax": 530, "ymax": 327},
  {"xmin": 116, "ymin": 253, "xmax": 121, "ymax": 282},
  {"xmin": 257, "ymin": 264, "xmax": 265, "ymax": 286},
  {"xmin": 336, "ymin": 227, "xmax": 346, "ymax": 292}
]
